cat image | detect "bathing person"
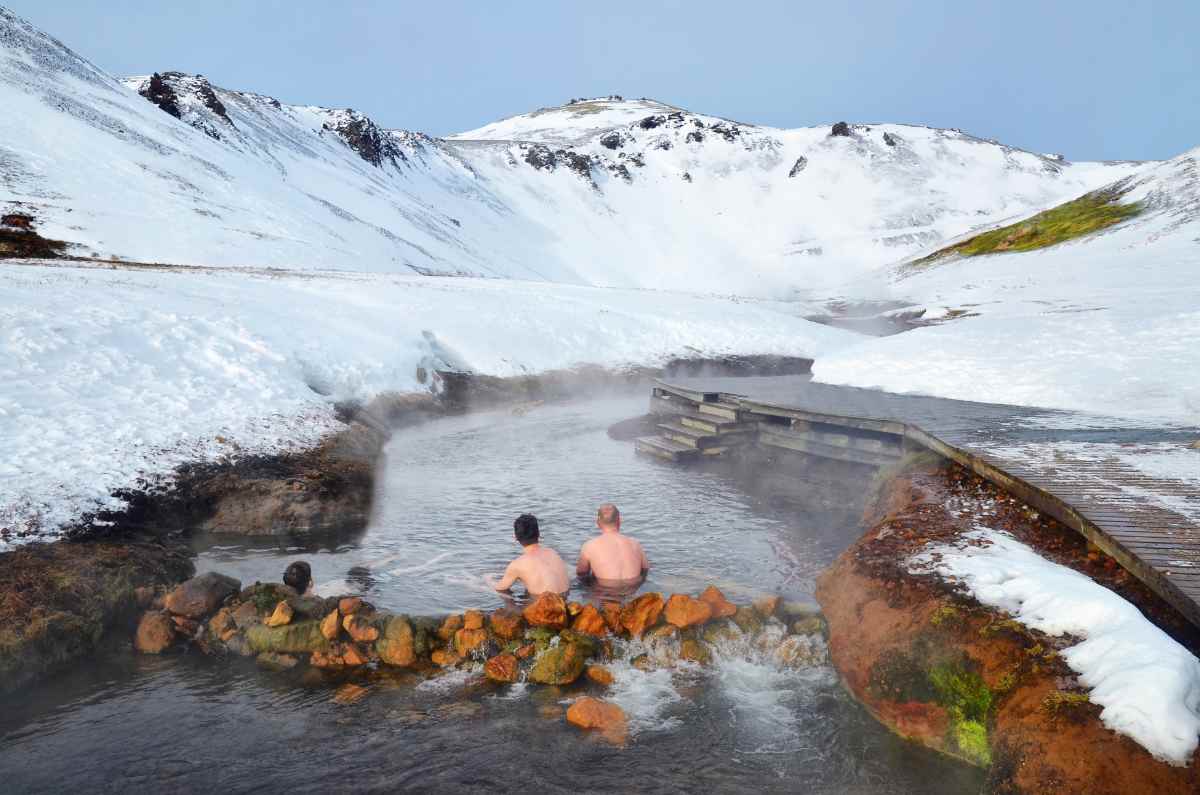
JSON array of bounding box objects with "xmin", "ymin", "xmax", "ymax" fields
[
  {"xmin": 489, "ymin": 514, "xmax": 571, "ymax": 595},
  {"xmin": 576, "ymin": 503, "xmax": 649, "ymax": 583},
  {"xmin": 283, "ymin": 560, "xmax": 313, "ymax": 595}
]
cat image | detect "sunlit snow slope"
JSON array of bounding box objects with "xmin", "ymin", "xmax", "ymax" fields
[{"xmin": 1, "ymin": 9, "xmax": 1137, "ymax": 296}]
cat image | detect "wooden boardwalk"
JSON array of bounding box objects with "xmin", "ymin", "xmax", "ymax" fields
[{"xmin": 651, "ymin": 375, "xmax": 1200, "ymax": 627}]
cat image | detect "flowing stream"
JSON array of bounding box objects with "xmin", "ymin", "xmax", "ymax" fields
[{"xmin": 0, "ymin": 397, "xmax": 983, "ymax": 793}]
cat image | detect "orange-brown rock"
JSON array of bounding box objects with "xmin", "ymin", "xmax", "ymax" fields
[
  {"xmin": 523, "ymin": 592, "xmax": 568, "ymax": 629},
  {"xmin": 134, "ymin": 611, "xmax": 175, "ymax": 654},
  {"xmin": 646, "ymin": 623, "xmax": 678, "ymax": 641},
  {"xmin": 698, "ymin": 586, "xmax": 737, "ymax": 619},
  {"xmin": 343, "ymin": 613, "xmax": 379, "ymax": 643},
  {"xmin": 264, "ymin": 600, "xmax": 294, "ymax": 628},
  {"xmin": 585, "ymin": 664, "xmax": 614, "ymax": 686},
  {"xmin": 572, "ymin": 604, "xmax": 608, "ymax": 636},
  {"xmin": 437, "ymin": 614, "xmax": 463, "ymax": 641},
  {"xmin": 431, "ymin": 648, "xmax": 462, "ymax": 667},
  {"xmin": 338, "ymin": 596, "xmax": 363, "ymax": 615},
  {"xmin": 619, "ymin": 592, "xmax": 664, "ymax": 638},
  {"xmin": 170, "ymin": 615, "xmax": 200, "ymax": 638},
  {"xmin": 515, "ymin": 643, "xmax": 536, "ymax": 659},
  {"xmin": 209, "ymin": 607, "xmax": 237, "ymax": 641},
  {"xmin": 376, "ymin": 615, "xmax": 416, "ymax": 667},
  {"xmin": 232, "ymin": 601, "xmax": 260, "ymax": 629},
  {"xmin": 816, "ymin": 458, "xmax": 1200, "ymax": 794},
  {"xmin": 488, "ymin": 608, "xmax": 524, "ymax": 641},
  {"xmin": 680, "ymin": 638, "xmax": 710, "ymax": 664},
  {"xmin": 753, "ymin": 595, "xmax": 781, "ymax": 618},
  {"xmin": 454, "ymin": 627, "xmax": 489, "ymax": 657},
  {"xmin": 320, "ymin": 609, "xmax": 341, "ymax": 641},
  {"xmin": 463, "ymin": 609, "xmax": 485, "ymax": 630},
  {"xmin": 600, "ymin": 602, "xmax": 623, "ymax": 633},
  {"xmin": 664, "ymin": 593, "xmax": 713, "ymax": 628},
  {"xmin": 341, "ymin": 643, "xmax": 369, "ymax": 666},
  {"xmin": 567, "ymin": 601, "xmax": 584, "ymax": 617},
  {"xmin": 566, "ymin": 697, "xmax": 628, "ymax": 745},
  {"xmin": 484, "ymin": 652, "xmax": 519, "ymax": 683}
]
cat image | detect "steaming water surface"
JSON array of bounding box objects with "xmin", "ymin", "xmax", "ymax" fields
[{"xmin": 0, "ymin": 397, "xmax": 983, "ymax": 793}]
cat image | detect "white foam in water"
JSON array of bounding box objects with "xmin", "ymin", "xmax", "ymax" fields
[{"xmin": 416, "ymin": 668, "xmax": 481, "ymax": 694}]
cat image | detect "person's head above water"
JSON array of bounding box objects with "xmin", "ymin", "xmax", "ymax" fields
[
  {"xmin": 596, "ymin": 503, "xmax": 621, "ymax": 532},
  {"xmin": 283, "ymin": 560, "xmax": 312, "ymax": 594},
  {"xmin": 514, "ymin": 513, "xmax": 540, "ymax": 546}
]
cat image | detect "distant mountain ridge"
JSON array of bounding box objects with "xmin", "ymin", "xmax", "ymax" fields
[{"xmin": 0, "ymin": 8, "xmax": 1151, "ymax": 295}]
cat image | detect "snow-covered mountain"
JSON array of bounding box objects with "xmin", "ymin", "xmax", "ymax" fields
[{"xmin": 0, "ymin": 8, "xmax": 1139, "ymax": 296}]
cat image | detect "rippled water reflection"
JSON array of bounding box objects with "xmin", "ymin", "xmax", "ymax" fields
[{"xmin": 0, "ymin": 397, "xmax": 984, "ymax": 793}]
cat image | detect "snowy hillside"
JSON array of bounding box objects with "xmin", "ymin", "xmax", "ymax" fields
[{"xmin": 0, "ymin": 8, "xmax": 1138, "ymax": 296}]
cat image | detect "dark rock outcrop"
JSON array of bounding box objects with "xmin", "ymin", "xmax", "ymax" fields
[
  {"xmin": 788, "ymin": 156, "xmax": 808, "ymax": 177},
  {"xmin": 599, "ymin": 132, "xmax": 623, "ymax": 150},
  {"xmin": 830, "ymin": 121, "xmax": 852, "ymax": 137},
  {"xmin": 322, "ymin": 110, "xmax": 406, "ymax": 168},
  {"xmin": 883, "ymin": 131, "xmax": 898, "ymax": 147}
]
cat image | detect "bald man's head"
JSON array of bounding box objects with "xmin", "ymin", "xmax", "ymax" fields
[{"xmin": 596, "ymin": 503, "xmax": 620, "ymax": 530}]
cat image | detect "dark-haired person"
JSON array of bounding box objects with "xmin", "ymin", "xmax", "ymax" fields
[
  {"xmin": 576, "ymin": 503, "xmax": 648, "ymax": 584},
  {"xmin": 489, "ymin": 513, "xmax": 570, "ymax": 595},
  {"xmin": 283, "ymin": 560, "xmax": 313, "ymax": 595}
]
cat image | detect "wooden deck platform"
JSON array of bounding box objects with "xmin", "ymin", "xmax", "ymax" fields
[{"xmin": 651, "ymin": 375, "xmax": 1200, "ymax": 627}]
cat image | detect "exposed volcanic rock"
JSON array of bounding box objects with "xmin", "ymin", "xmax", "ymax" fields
[
  {"xmin": 132, "ymin": 72, "xmax": 234, "ymax": 140},
  {"xmin": 815, "ymin": 456, "xmax": 1200, "ymax": 793},
  {"xmin": 599, "ymin": 132, "xmax": 623, "ymax": 149},
  {"xmin": 883, "ymin": 131, "xmax": 898, "ymax": 147},
  {"xmin": 321, "ymin": 108, "xmax": 407, "ymax": 167},
  {"xmin": 830, "ymin": 121, "xmax": 852, "ymax": 137},
  {"xmin": 788, "ymin": 156, "xmax": 808, "ymax": 177},
  {"xmin": 139, "ymin": 72, "xmax": 181, "ymax": 118}
]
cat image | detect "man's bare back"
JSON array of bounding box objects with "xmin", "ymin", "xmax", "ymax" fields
[
  {"xmin": 494, "ymin": 544, "xmax": 570, "ymax": 595},
  {"xmin": 576, "ymin": 503, "xmax": 649, "ymax": 582}
]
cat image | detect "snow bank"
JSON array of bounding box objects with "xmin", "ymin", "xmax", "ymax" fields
[
  {"xmin": 910, "ymin": 529, "xmax": 1200, "ymax": 765},
  {"xmin": 0, "ymin": 262, "xmax": 858, "ymax": 546}
]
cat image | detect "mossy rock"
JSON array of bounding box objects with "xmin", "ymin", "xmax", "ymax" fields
[
  {"xmin": 527, "ymin": 642, "xmax": 587, "ymax": 685},
  {"xmin": 558, "ymin": 629, "xmax": 599, "ymax": 658},
  {"xmin": 731, "ymin": 606, "xmax": 764, "ymax": 636},
  {"xmin": 702, "ymin": 620, "xmax": 740, "ymax": 646},
  {"xmin": 241, "ymin": 582, "xmax": 298, "ymax": 615},
  {"xmin": 245, "ymin": 620, "xmax": 330, "ymax": 654}
]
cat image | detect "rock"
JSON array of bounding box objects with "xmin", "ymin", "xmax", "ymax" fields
[
  {"xmin": 431, "ymin": 648, "xmax": 462, "ymax": 667},
  {"xmin": 792, "ymin": 616, "xmax": 825, "ymax": 636},
  {"xmin": 265, "ymin": 600, "xmax": 294, "ymax": 627},
  {"xmin": 599, "ymin": 132, "xmax": 623, "ymax": 150},
  {"xmin": 619, "ymin": 592, "xmax": 665, "ymax": 638},
  {"xmin": 134, "ymin": 611, "xmax": 175, "ymax": 654},
  {"xmin": 320, "ymin": 609, "xmax": 341, "ymax": 641},
  {"xmin": 454, "ymin": 627, "xmax": 489, "ymax": 657},
  {"xmin": 572, "ymin": 603, "xmax": 608, "ymax": 636},
  {"xmin": 163, "ymin": 572, "xmax": 240, "ymax": 619},
  {"xmin": 780, "ymin": 600, "xmax": 821, "ymax": 618},
  {"xmin": 600, "ymin": 602, "xmax": 623, "ymax": 633},
  {"xmin": 702, "ymin": 620, "xmax": 740, "ymax": 646},
  {"xmin": 567, "ymin": 697, "xmax": 628, "ymax": 745},
  {"xmin": 341, "ymin": 643, "xmax": 369, "ymax": 666},
  {"xmin": 287, "ymin": 595, "xmax": 329, "ymax": 621},
  {"xmin": 787, "ymin": 156, "xmax": 808, "ymax": 177},
  {"xmin": 245, "ymin": 620, "xmax": 330, "ymax": 654},
  {"xmin": 732, "ymin": 606, "xmax": 764, "ymax": 636},
  {"xmin": 631, "ymin": 654, "xmax": 653, "ymax": 672},
  {"xmin": 134, "ymin": 586, "xmax": 156, "ymax": 608},
  {"xmin": 558, "ymin": 629, "xmax": 599, "ymax": 658},
  {"xmin": 343, "ymin": 613, "xmax": 380, "ymax": 643},
  {"xmin": 698, "ymin": 586, "xmax": 737, "ymax": 619},
  {"xmin": 773, "ymin": 634, "xmax": 825, "ymax": 668},
  {"xmin": 338, "ymin": 597, "xmax": 363, "ymax": 615},
  {"xmin": 170, "ymin": 615, "xmax": 201, "ymax": 638},
  {"xmin": 646, "ymin": 624, "xmax": 678, "ymax": 641},
  {"xmin": 376, "ymin": 615, "xmax": 416, "ymax": 667},
  {"xmin": 830, "ymin": 121, "xmax": 852, "ymax": 137},
  {"xmin": 515, "ymin": 643, "xmax": 536, "ymax": 659},
  {"xmin": 664, "ymin": 594, "xmax": 713, "ymax": 628},
  {"xmin": 463, "ymin": 610, "xmax": 484, "ymax": 631},
  {"xmin": 586, "ymin": 665, "xmax": 614, "ymax": 686},
  {"xmin": 753, "ymin": 595, "xmax": 781, "ymax": 618},
  {"xmin": 437, "ymin": 614, "xmax": 463, "ymax": 641},
  {"xmin": 883, "ymin": 131, "xmax": 898, "ymax": 147},
  {"xmin": 209, "ymin": 607, "xmax": 237, "ymax": 640},
  {"xmin": 488, "ymin": 608, "xmax": 524, "ymax": 641},
  {"xmin": 523, "ymin": 592, "xmax": 568, "ymax": 629},
  {"xmin": 567, "ymin": 601, "xmax": 584, "ymax": 617},
  {"xmin": 256, "ymin": 652, "xmax": 299, "ymax": 671},
  {"xmin": 232, "ymin": 601, "xmax": 260, "ymax": 629},
  {"xmin": 680, "ymin": 638, "xmax": 711, "ymax": 664},
  {"xmin": 484, "ymin": 652, "xmax": 519, "ymax": 683},
  {"xmin": 528, "ymin": 642, "xmax": 588, "ymax": 685}
]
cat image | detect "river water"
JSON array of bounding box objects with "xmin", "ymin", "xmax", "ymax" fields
[{"xmin": 0, "ymin": 397, "xmax": 983, "ymax": 793}]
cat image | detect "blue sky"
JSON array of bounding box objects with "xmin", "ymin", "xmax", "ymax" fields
[{"xmin": 9, "ymin": 0, "xmax": 1198, "ymax": 161}]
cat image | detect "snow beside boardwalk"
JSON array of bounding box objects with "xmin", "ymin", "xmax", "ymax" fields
[
  {"xmin": 0, "ymin": 262, "xmax": 858, "ymax": 547},
  {"xmin": 910, "ymin": 529, "xmax": 1200, "ymax": 765}
]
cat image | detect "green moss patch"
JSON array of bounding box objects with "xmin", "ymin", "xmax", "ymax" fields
[{"xmin": 916, "ymin": 187, "xmax": 1142, "ymax": 265}]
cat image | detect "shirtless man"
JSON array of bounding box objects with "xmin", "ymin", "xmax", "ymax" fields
[
  {"xmin": 576, "ymin": 503, "xmax": 649, "ymax": 583},
  {"xmin": 490, "ymin": 513, "xmax": 570, "ymax": 595}
]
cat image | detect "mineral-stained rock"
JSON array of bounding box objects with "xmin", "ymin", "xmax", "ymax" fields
[
  {"xmin": 792, "ymin": 616, "xmax": 825, "ymax": 636},
  {"xmin": 773, "ymin": 634, "xmax": 825, "ymax": 668},
  {"xmin": 567, "ymin": 601, "xmax": 584, "ymax": 617},
  {"xmin": 287, "ymin": 595, "xmax": 330, "ymax": 621},
  {"xmin": 209, "ymin": 607, "xmax": 237, "ymax": 639},
  {"xmin": 463, "ymin": 610, "xmax": 484, "ymax": 631},
  {"xmin": 376, "ymin": 615, "xmax": 416, "ymax": 667},
  {"xmin": 341, "ymin": 643, "xmax": 369, "ymax": 666},
  {"xmin": 246, "ymin": 620, "xmax": 330, "ymax": 654},
  {"xmin": 698, "ymin": 586, "xmax": 737, "ymax": 619},
  {"xmin": 338, "ymin": 597, "xmax": 363, "ymax": 616},
  {"xmin": 572, "ymin": 604, "xmax": 608, "ymax": 636},
  {"xmin": 171, "ymin": 615, "xmax": 201, "ymax": 638},
  {"xmin": 515, "ymin": 643, "xmax": 536, "ymax": 659},
  {"xmin": 619, "ymin": 592, "xmax": 664, "ymax": 638},
  {"xmin": 586, "ymin": 665, "xmax": 614, "ymax": 686},
  {"xmin": 567, "ymin": 697, "xmax": 628, "ymax": 744},
  {"xmin": 664, "ymin": 594, "xmax": 713, "ymax": 628},
  {"xmin": 164, "ymin": 572, "xmax": 240, "ymax": 619},
  {"xmin": 488, "ymin": 608, "xmax": 524, "ymax": 641},
  {"xmin": 256, "ymin": 652, "xmax": 299, "ymax": 671},
  {"xmin": 265, "ymin": 600, "xmax": 294, "ymax": 628},
  {"xmin": 431, "ymin": 648, "xmax": 462, "ymax": 667},
  {"xmin": 731, "ymin": 606, "xmax": 764, "ymax": 636},
  {"xmin": 646, "ymin": 623, "xmax": 678, "ymax": 642},
  {"xmin": 680, "ymin": 638, "xmax": 711, "ymax": 664},
  {"xmin": 320, "ymin": 609, "xmax": 341, "ymax": 641},
  {"xmin": 528, "ymin": 642, "xmax": 588, "ymax": 685},
  {"xmin": 454, "ymin": 627, "xmax": 489, "ymax": 657},
  {"xmin": 600, "ymin": 602, "xmax": 623, "ymax": 633},
  {"xmin": 232, "ymin": 601, "xmax": 260, "ymax": 629},
  {"xmin": 343, "ymin": 613, "xmax": 380, "ymax": 643},
  {"xmin": 437, "ymin": 614, "xmax": 463, "ymax": 641},
  {"xmin": 702, "ymin": 620, "xmax": 740, "ymax": 646},
  {"xmin": 484, "ymin": 652, "xmax": 519, "ymax": 683},
  {"xmin": 524, "ymin": 592, "xmax": 568, "ymax": 629},
  {"xmin": 134, "ymin": 611, "xmax": 175, "ymax": 654},
  {"xmin": 753, "ymin": 595, "xmax": 781, "ymax": 618}
]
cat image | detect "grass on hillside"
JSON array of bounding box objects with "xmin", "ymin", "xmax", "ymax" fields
[{"xmin": 914, "ymin": 187, "xmax": 1143, "ymax": 266}]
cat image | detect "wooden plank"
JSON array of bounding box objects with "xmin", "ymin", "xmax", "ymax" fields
[
  {"xmin": 653, "ymin": 380, "xmax": 725, "ymax": 404},
  {"xmin": 759, "ymin": 426, "xmax": 900, "ymax": 467},
  {"xmin": 634, "ymin": 435, "xmax": 698, "ymax": 463}
]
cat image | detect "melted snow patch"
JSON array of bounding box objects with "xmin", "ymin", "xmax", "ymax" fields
[{"xmin": 910, "ymin": 528, "xmax": 1200, "ymax": 765}]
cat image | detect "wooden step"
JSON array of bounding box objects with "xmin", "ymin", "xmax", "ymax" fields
[
  {"xmin": 634, "ymin": 435, "xmax": 699, "ymax": 462},
  {"xmin": 697, "ymin": 401, "xmax": 741, "ymax": 421},
  {"xmin": 649, "ymin": 396, "xmax": 751, "ymax": 432},
  {"xmin": 657, "ymin": 421, "xmax": 708, "ymax": 448}
]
